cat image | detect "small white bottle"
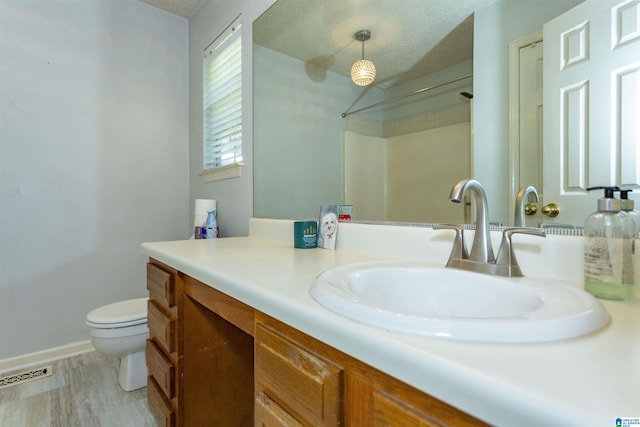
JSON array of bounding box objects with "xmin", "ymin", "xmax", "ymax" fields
[{"xmin": 584, "ymin": 187, "xmax": 635, "ymax": 301}]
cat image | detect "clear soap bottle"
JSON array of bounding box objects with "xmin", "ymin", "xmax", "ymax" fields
[
  {"xmin": 619, "ymin": 189, "xmax": 639, "ymax": 300},
  {"xmin": 618, "ymin": 189, "xmax": 640, "ymax": 234},
  {"xmin": 584, "ymin": 186, "xmax": 635, "ymax": 301}
]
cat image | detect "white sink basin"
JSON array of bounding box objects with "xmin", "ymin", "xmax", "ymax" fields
[{"xmin": 310, "ymin": 261, "xmax": 609, "ymax": 343}]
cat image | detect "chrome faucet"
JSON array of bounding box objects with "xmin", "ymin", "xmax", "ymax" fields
[
  {"xmin": 436, "ymin": 179, "xmax": 546, "ymax": 277},
  {"xmin": 449, "ymin": 179, "xmax": 494, "ymax": 263},
  {"xmin": 514, "ymin": 186, "xmax": 539, "ymax": 227}
]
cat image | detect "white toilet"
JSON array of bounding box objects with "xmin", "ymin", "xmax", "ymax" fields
[{"xmin": 86, "ymin": 298, "xmax": 149, "ymax": 391}]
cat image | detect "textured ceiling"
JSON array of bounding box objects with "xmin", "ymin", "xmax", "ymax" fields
[
  {"xmin": 139, "ymin": 0, "xmax": 499, "ymax": 88},
  {"xmin": 253, "ymin": 0, "xmax": 498, "ymax": 88},
  {"xmin": 138, "ymin": 0, "xmax": 204, "ymax": 18}
]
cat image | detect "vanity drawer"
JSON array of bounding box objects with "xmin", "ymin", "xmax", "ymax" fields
[
  {"xmin": 147, "ymin": 375, "xmax": 175, "ymax": 427},
  {"xmin": 147, "ymin": 300, "xmax": 176, "ymax": 354},
  {"xmin": 146, "ymin": 339, "xmax": 175, "ymax": 399},
  {"xmin": 255, "ymin": 323, "xmax": 343, "ymax": 426},
  {"xmin": 147, "ymin": 262, "xmax": 175, "ymax": 308}
]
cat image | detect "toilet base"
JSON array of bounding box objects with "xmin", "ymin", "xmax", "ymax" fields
[{"xmin": 118, "ymin": 350, "xmax": 148, "ymax": 391}]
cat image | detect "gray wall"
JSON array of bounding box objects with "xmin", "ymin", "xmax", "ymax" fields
[
  {"xmin": 0, "ymin": 0, "xmax": 189, "ymax": 359},
  {"xmin": 253, "ymin": 45, "xmax": 359, "ymax": 219}
]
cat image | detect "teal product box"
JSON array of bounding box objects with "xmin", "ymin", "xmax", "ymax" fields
[{"xmin": 294, "ymin": 221, "xmax": 318, "ymax": 249}]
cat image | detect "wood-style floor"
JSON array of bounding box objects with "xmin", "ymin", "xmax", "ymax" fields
[{"xmin": 0, "ymin": 351, "xmax": 155, "ymax": 426}]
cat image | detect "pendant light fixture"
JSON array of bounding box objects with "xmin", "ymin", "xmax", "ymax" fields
[{"xmin": 351, "ymin": 30, "xmax": 376, "ymax": 86}]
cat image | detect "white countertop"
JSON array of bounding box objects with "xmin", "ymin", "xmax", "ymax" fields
[{"xmin": 141, "ymin": 219, "xmax": 640, "ymax": 426}]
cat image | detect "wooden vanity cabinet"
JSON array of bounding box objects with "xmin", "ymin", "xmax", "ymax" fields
[
  {"xmin": 254, "ymin": 315, "xmax": 487, "ymax": 427},
  {"xmin": 145, "ymin": 261, "xmax": 487, "ymax": 427},
  {"xmin": 146, "ymin": 260, "xmax": 180, "ymax": 427}
]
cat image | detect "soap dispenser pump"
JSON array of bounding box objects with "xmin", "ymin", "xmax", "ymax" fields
[{"xmin": 583, "ymin": 186, "xmax": 635, "ymax": 301}]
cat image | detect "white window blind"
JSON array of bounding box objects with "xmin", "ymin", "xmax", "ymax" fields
[{"xmin": 203, "ymin": 16, "xmax": 242, "ymax": 171}]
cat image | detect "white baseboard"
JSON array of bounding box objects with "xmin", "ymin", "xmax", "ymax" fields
[{"xmin": 0, "ymin": 340, "xmax": 95, "ymax": 375}]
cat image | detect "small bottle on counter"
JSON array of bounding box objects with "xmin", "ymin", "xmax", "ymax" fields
[
  {"xmin": 584, "ymin": 186, "xmax": 635, "ymax": 301},
  {"xmin": 619, "ymin": 189, "xmax": 640, "ymax": 300},
  {"xmin": 205, "ymin": 209, "xmax": 218, "ymax": 239},
  {"xmin": 618, "ymin": 189, "xmax": 640, "ymax": 234}
]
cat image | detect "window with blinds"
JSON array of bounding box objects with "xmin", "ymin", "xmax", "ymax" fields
[{"xmin": 203, "ymin": 16, "xmax": 242, "ymax": 173}]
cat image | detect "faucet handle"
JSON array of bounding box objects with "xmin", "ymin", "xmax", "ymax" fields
[
  {"xmin": 433, "ymin": 224, "xmax": 469, "ymax": 264},
  {"xmin": 495, "ymin": 228, "xmax": 546, "ymax": 277}
]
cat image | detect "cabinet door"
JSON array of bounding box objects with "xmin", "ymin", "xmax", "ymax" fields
[
  {"xmin": 255, "ymin": 323, "xmax": 343, "ymax": 426},
  {"xmin": 346, "ymin": 369, "xmax": 488, "ymax": 427},
  {"xmin": 373, "ymin": 390, "xmax": 443, "ymax": 427},
  {"xmin": 255, "ymin": 392, "xmax": 304, "ymax": 427}
]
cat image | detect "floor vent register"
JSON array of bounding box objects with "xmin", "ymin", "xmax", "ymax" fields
[{"xmin": 0, "ymin": 365, "xmax": 53, "ymax": 389}]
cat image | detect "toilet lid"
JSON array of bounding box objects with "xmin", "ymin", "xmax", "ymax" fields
[{"xmin": 86, "ymin": 298, "xmax": 148, "ymax": 327}]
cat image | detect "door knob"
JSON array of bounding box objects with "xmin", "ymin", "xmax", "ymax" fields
[
  {"xmin": 524, "ymin": 203, "xmax": 537, "ymax": 215},
  {"xmin": 542, "ymin": 203, "xmax": 559, "ymax": 217}
]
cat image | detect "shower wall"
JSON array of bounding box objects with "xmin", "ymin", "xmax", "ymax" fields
[
  {"xmin": 344, "ymin": 104, "xmax": 471, "ymax": 222},
  {"xmin": 344, "ymin": 131, "xmax": 387, "ymax": 221},
  {"xmin": 386, "ymin": 122, "xmax": 471, "ymax": 222}
]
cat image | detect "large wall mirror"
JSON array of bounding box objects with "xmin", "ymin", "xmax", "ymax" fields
[{"xmin": 253, "ymin": 0, "xmax": 588, "ymax": 226}]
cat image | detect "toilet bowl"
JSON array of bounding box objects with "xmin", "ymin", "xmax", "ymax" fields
[{"xmin": 86, "ymin": 298, "xmax": 149, "ymax": 391}]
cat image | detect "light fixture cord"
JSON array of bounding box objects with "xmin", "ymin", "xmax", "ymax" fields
[{"xmin": 361, "ymin": 39, "xmax": 365, "ymax": 60}]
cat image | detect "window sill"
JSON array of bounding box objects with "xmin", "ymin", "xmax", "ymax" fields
[{"xmin": 199, "ymin": 162, "xmax": 244, "ymax": 183}]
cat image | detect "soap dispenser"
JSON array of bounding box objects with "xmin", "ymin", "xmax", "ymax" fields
[
  {"xmin": 583, "ymin": 186, "xmax": 635, "ymax": 301},
  {"xmin": 618, "ymin": 189, "xmax": 640, "ymax": 235}
]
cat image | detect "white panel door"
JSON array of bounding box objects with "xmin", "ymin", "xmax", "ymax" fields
[{"xmin": 543, "ymin": 0, "xmax": 640, "ymax": 226}]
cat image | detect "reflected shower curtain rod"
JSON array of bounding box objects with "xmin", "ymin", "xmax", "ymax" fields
[{"xmin": 341, "ymin": 73, "xmax": 473, "ymax": 118}]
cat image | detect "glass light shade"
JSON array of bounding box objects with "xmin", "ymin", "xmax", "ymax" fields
[{"xmin": 351, "ymin": 59, "xmax": 376, "ymax": 86}]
